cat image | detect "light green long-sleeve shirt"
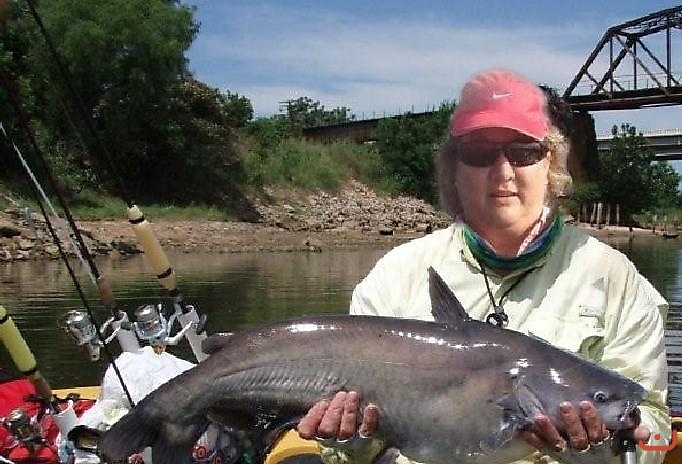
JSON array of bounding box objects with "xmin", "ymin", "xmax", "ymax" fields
[{"xmin": 332, "ymin": 223, "xmax": 670, "ymax": 464}]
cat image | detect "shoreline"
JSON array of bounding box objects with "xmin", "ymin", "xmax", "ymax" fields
[
  {"xmin": 1, "ymin": 180, "xmax": 678, "ymax": 261},
  {"xmin": 1, "ymin": 216, "xmax": 672, "ymax": 262}
]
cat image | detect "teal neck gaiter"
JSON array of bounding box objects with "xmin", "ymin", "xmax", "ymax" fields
[{"xmin": 462, "ymin": 215, "xmax": 564, "ymax": 270}]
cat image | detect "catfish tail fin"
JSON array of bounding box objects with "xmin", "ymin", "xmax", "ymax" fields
[{"xmin": 99, "ymin": 398, "xmax": 203, "ymax": 464}]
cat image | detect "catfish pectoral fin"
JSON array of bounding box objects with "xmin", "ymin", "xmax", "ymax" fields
[{"xmin": 480, "ymin": 422, "xmax": 517, "ymax": 452}]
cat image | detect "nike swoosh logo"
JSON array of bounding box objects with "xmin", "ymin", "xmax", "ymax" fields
[{"xmin": 491, "ymin": 92, "xmax": 511, "ymax": 99}]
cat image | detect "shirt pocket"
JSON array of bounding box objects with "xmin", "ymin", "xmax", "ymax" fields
[{"xmin": 526, "ymin": 315, "xmax": 605, "ymax": 358}]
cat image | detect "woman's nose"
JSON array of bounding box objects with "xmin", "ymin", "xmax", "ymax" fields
[{"xmin": 489, "ymin": 150, "xmax": 514, "ymax": 178}]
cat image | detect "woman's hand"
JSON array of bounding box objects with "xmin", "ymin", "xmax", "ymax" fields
[
  {"xmin": 518, "ymin": 401, "xmax": 650, "ymax": 452},
  {"xmin": 297, "ymin": 391, "xmax": 379, "ymax": 441}
]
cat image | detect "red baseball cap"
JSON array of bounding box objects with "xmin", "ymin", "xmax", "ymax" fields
[{"xmin": 450, "ymin": 69, "xmax": 549, "ymax": 141}]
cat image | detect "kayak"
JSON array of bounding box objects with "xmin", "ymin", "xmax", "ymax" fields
[{"xmin": 49, "ymin": 387, "xmax": 682, "ymax": 464}]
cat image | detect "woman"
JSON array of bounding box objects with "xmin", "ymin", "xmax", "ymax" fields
[{"xmin": 297, "ymin": 69, "xmax": 670, "ymax": 464}]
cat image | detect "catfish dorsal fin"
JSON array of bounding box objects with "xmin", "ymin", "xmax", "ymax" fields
[{"xmin": 427, "ymin": 266, "xmax": 471, "ymax": 329}]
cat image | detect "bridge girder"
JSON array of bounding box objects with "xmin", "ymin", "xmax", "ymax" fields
[{"xmin": 564, "ymin": 5, "xmax": 682, "ymax": 112}]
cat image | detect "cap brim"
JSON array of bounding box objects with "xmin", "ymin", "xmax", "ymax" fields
[{"xmin": 451, "ymin": 110, "xmax": 547, "ymax": 140}]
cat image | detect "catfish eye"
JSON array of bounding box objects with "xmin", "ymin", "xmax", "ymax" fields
[{"xmin": 593, "ymin": 391, "xmax": 608, "ymax": 403}]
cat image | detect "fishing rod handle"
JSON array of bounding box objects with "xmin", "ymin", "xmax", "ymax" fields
[
  {"xmin": 620, "ymin": 437, "xmax": 638, "ymax": 464},
  {"xmin": 127, "ymin": 205, "xmax": 178, "ymax": 291}
]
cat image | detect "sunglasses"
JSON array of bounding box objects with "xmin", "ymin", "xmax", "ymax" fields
[{"xmin": 456, "ymin": 141, "xmax": 548, "ymax": 168}]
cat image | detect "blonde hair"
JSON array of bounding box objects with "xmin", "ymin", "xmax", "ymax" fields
[{"xmin": 436, "ymin": 125, "xmax": 573, "ymax": 219}]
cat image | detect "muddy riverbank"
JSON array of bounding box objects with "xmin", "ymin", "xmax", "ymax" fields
[{"xmin": 0, "ymin": 181, "xmax": 675, "ymax": 261}]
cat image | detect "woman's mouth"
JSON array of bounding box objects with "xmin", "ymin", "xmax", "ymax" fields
[{"xmin": 492, "ymin": 190, "xmax": 516, "ymax": 197}]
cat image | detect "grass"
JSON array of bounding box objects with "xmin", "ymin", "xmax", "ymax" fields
[
  {"xmin": 70, "ymin": 197, "xmax": 237, "ymax": 221},
  {"xmin": 0, "ymin": 188, "xmax": 236, "ymax": 222},
  {"xmin": 240, "ymin": 138, "xmax": 382, "ymax": 193},
  {"xmin": 634, "ymin": 208, "xmax": 682, "ymax": 230}
]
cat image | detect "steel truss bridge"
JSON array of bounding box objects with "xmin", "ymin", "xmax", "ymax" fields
[
  {"xmin": 564, "ymin": 5, "xmax": 682, "ymax": 111},
  {"xmin": 303, "ymin": 5, "xmax": 682, "ymax": 162}
]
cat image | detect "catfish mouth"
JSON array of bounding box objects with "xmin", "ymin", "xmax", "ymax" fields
[{"xmin": 616, "ymin": 400, "xmax": 642, "ymax": 431}]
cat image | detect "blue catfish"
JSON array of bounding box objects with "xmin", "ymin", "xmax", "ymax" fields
[{"xmin": 99, "ymin": 267, "xmax": 645, "ymax": 464}]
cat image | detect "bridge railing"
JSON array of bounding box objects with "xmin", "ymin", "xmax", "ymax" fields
[
  {"xmin": 558, "ymin": 71, "xmax": 682, "ymax": 97},
  {"xmin": 596, "ymin": 128, "xmax": 682, "ymax": 139}
]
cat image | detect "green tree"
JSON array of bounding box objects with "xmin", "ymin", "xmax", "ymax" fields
[
  {"xmin": 597, "ymin": 123, "xmax": 681, "ymax": 221},
  {"xmin": 224, "ymin": 91, "xmax": 253, "ymax": 128},
  {"xmin": 373, "ymin": 102, "xmax": 453, "ymax": 201},
  {"xmin": 12, "ymin": 0, "xmax": 201, "ymax": 195},
  {"xmin": 648, "ymin": 161, "xmax": 681, "ymax": 208},
  {"xmin": 281, "ymin": 96, "xmax": 355, "ymax": 134},
  {"xmin": 0, "ymin": 0, "xmax": 254, "ymax": 211}
]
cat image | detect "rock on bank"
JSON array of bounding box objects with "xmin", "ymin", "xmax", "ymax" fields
[{"xmin": 0, "ymin": 181, "xmax": 451, "ymax": 261}]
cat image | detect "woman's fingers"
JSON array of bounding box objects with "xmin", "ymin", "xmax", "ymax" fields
[
  {"xmin": 337, "ymin": 391, "xmax": 360, "ymax": 440},
  {"xmin": 317, "ymin": 391, "xmax": 351, "ymax": 438},
  {"xmin": 517, "ymin": 429, "xmax": 547, "ymax": 450},
  {"xmin": 532, "ymin": 414, "xmax": 567, "ymax": 451},
  {"xmin": 359, "ymin": 403, "xmax": 379, "ymax": 437},
  {"xmin": 297, "ymin": 391, "xmax": 375, "ymax": 441},
  {"xmin": 560, "ymin": 402, "xmax": 589, "ymax": 450},
  {"xmin": 523, "ymin": 402, "xmax": 612, "ymax": 453},
  {"xmin": 578, "ymin": 401, "xmax": 607, "ymax": 443},
  {"xmin": 633, "ymin": 426, "xmax": 651, "ymax": 443},
  {"xmin": 297, "ymin": 399, "xmax": 331, "ymax": 439}
]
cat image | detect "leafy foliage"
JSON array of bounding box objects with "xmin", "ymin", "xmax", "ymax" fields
[
  {"xmin": 373, "ymin": 102, "xmax": 453, "ymax": 202},
  {"xmin": 281, "ymin": 96, "xmax": 355, "ymax": 134},
  {"xmin": 245, "ymin": 115, "xmax": 293, "ymax": 150},
  {"xmin": 0, "ymin": 0, "xmax": 256, "ymax": 215},
  {"xmin": 224, "ymin": 91, "xmax": 254, "ymax": 128},
  {"xmin": 595, "ymin": 123, "xmax": 681, "ymax": 221},
  {"xmin": 240, "ymin": 137, "xmax": 378, "ymax": 191}
]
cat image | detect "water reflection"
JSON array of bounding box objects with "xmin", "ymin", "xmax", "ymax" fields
[{"xmin": 0, "ymin": 248, "xmax": 389, "ymax": 387}]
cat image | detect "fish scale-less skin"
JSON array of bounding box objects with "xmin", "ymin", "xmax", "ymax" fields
[
  {"xmin": 202, "ymin": 360, "xmax": 513, "ymax": 463},
  {"xmin": 100, "ymin": 315, "xmax": 645, "ymax": 464}
]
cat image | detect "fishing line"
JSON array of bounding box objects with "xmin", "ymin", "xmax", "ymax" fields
[
  {"xmin": 25, "ymin": 0, "xmax": 188, "ymax": 309},
  {"xmin": 0, "ymin": 122, "xmax": 95, "ymax": 283},
  {"xmin": 24, "ymin": 0, "xmax": 133, "ymax": 207},
  {"xmin": 22, "ymin": 0, "xmax": 210, "ymax": 363},
  {"xmin": 0, "ymin": 70, "xmax": 135, "ymax": 408}
]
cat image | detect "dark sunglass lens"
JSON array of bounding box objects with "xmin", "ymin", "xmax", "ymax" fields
[
  {"xmin": 506, "ymin": 143, "xmax": 545, "ymax": 167},
  {"xmin": 458, "ymin": 144, "xmax": 499, "ymax": 167}
]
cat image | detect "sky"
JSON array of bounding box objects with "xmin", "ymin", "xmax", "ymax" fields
[{"xmin": 184, "ymin": 0, "xmax": 682, "ymax": 173}]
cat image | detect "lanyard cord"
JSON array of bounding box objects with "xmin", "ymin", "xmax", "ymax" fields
[{"xmin": 478, "ymin": 260, "xmax": 535, "ymax": 327}]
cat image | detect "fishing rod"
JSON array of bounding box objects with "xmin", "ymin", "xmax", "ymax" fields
[
  {"xmin": 620, "ymin": 439, "xmax": 637, "ymax": 464},
  {"xmin": 0, "ymin": 68, "xmax": 136, "ymax": 408},
  {"xmin": 24, "ymin": 0, "xmax": 208, "ymax": 362},
  {"xmin": 0, "ymin": 120, "xmax": 141, "ymax": 360},
  {"xmin": 0, "ymin": 303, "xmax": 80, "ymax": 449}
]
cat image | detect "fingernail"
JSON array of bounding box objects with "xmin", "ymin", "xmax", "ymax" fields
[{"xmin": 555, "ymin": 440, "xmax": 567, "ymax": 452}]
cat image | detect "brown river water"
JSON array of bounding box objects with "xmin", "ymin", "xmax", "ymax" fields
[{"xmin": 0, "ymin": 237, "xmax": 680, "ymax": 412}]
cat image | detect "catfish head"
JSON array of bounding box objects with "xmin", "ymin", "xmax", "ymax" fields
[{"xmin": 504, "ymin": 354, "xmax": 646, "ymax": 436}]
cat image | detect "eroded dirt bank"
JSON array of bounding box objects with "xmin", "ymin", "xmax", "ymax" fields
[{"xmin": 0, "ymin": 181, "xmax": 672, "ymax": 262}]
